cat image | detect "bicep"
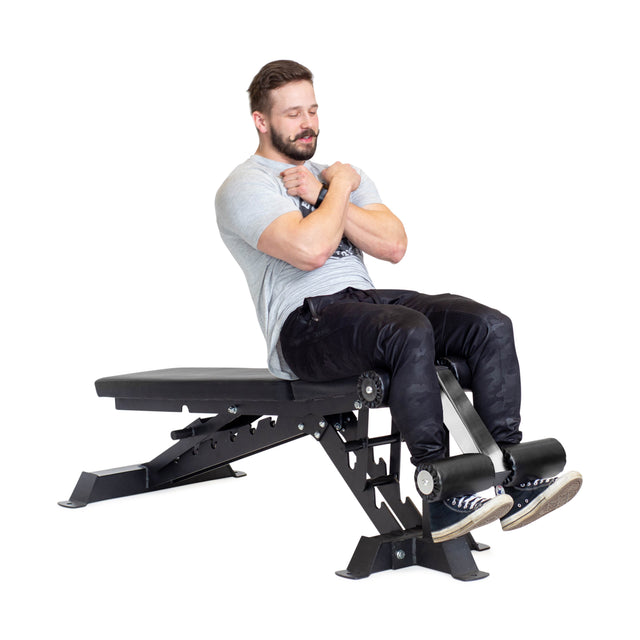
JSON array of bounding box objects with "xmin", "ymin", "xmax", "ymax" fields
[
  {"xmin": 258, "ymin": 210, "xmax": 327, "ymax": 271},
  {"xmin": 258, "ymin": 207, "xmax": 342, "ymax": 271},
  {"xmin": 257, "ymin": 210, "xmax": 303, "ymax": 260}
]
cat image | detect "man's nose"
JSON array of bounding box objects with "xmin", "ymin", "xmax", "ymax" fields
[{"xmin": 301, "ymin": 111, "xmax": 316, "ymax": 130}]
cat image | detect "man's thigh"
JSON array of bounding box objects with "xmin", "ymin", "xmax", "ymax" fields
[
  {"xmin": 372, "ymin": 290, "xmax": 489, "ymax": 318},
  {"xmin": 280, "ymin": 296, "xmax": 433, "ymax": 382},
  {"xmin": 371, "ymin": 290, "xmax": 507, "ymax": 357}
]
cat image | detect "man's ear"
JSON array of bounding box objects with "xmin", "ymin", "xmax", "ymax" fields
[{"xmin": 252, "ymin": 111, "xmax": 268, "ymax": 133}]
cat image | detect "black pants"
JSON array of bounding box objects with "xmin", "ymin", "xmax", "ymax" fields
[{"xmin": 279, "ymin": 288, "xmax": 522, "ymax": 465}]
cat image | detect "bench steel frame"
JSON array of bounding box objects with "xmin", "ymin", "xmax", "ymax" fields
[{"xmin": 59, "ymin": 363, "xmax": 508, "ymax": 581}]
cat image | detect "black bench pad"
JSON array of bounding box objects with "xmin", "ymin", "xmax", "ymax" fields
[
  {"xmin": 95, "ymin": 367, "xmax": 383, "ymax": 412},
  {"xmin": 95, "ymin": 358, "xmax": 470, "ymax": 414},
  {"xmin": 96, "ymin": 368, "xmax": 294, "ymax": 403}
]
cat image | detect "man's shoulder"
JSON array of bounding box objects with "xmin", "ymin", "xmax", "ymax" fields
[
  {"xmin": 221, "ymin": 155, "xmax": 278, "ymax": 185},
  {"xmin": 216, "ymin": 156, "xmax": 281, "ymax": 206},
  {"xmin": 216, "ymin": 155, "xmax": 300, "ymax": 231}
]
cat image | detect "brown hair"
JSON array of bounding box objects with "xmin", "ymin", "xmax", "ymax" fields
[{"xmin": 247, "ymin": 60, "xmax": 314, "ymax": 114}]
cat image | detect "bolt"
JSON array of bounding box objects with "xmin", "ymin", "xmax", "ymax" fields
[
  {"xmin": 319, "ymin": 419, "xmax": 327, "ymax": 428},
  {"xmin": 298, "ymin": 423, "xmax": 305, "ymax": 431},
  {"xmin": 354, "ymin": 400, "xmax": 363, "ymax": 410},
  {"xmin": 365, "ymin": 385, "xmax": 373, "ymax": 395},
  {"xmin": 228, "ymin": 405, "xmax": 238, "ymax": 414},
  {"xmin": 314, "ymin": 431, "xmax": 321, "ymax": 439},
  {"xmin": 395, "ymin": 550, "xmax": 406, "ymax": 560},
  {"xmin": 416, "ymin": 469, "xmax": 435, "ymax": 496}
]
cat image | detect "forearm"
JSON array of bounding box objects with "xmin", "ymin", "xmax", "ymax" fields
[
  {"xmin": 268, "ymin": 161, "xmax": 375, "ymax": 269},
  {"xmin": 294, "ymin": 179, "xmax": 353, "ymax": 264},
  {"xmin": 256, "ymin": 176, "xmax": 353, "ymax": 271},
  {"xmin": 344, "ymin": 204, "xmax": 408, "ymax": 263}
]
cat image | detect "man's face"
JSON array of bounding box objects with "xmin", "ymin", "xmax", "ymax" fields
[{"xmin": 264, "ymin": 80, "xmax": 320, "ymax": 163}]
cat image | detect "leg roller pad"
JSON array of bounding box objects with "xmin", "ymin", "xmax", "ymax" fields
[
  {"xmin": 502, "ymin": 438, "xmax": 566, "ymax": 487},
  {"xmin": 415, "ymin": 453, "xmax": 495, "ymax": 501}
]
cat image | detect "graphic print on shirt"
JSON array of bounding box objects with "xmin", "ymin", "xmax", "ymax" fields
[{"xmin": 299, "ymin": 198, "xmax": 362, "ymax": 259}]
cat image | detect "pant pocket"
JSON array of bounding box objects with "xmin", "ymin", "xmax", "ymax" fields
[{"xmin": 305, "ymin": 298, "xmax": 320, "ymax": 322}]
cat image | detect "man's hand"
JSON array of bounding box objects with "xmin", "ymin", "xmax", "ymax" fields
[
  {"xmin": 280, "ymin": 162, "xmax": 361, "ymax": 206},
  {"xmin": 280, "ymin": 166, "xmax": 323, "ymax": 205},
  {"xmin": 321, "ymin": 162, "xmax": 361, "ymax": 193},
  {"xmin": 262, "ymin": 162, "xmax": 360, "ymax": 271}
]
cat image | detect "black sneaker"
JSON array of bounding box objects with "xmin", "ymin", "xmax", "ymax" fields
[
  {"xmin": 429, "ymin": 493, "xmax": 513, "ymax": 543},
  {"xmin": 500, "ymin": 470, "xmax": 583, "ymax": 531}
]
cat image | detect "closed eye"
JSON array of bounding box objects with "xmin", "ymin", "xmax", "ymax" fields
[{"xmin": 283, "ymin": 105, "xmax": 318, "ymax": 118}]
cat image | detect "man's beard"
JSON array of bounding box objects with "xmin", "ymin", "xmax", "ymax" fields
[{"xmin": 270, "ymin": 127, "xmax": 319, "ymax": 162}]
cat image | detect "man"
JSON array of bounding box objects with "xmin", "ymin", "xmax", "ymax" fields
[{"xmin": 216, "ymin": 60, "xmax": 581, "ymax": 542}]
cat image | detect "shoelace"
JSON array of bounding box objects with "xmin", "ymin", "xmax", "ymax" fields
[
  {"xmin": 449, "ymin": 495, "xmax": 487, "ymax": 510},
  {"xmin": 519, "ymin": 477, "xmax": 556, "ymax": 489}
]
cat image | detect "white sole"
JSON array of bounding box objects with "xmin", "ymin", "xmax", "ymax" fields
[
  {"xmin": 501, "ymin": 471, "xmax": 583, "ymax": 532},
  {"xmin": 432, "ymin": 494, "xmax": 514, "ymax": 543}
]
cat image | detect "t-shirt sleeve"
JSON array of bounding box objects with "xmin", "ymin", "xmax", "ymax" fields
[
  {"xmin": 216, "ymin": 167, "xmax": 298, "ymax": 249},
  {"xmin": 216, "ymin": 162, "xmax": 383, "ymax": 250},
  {"xmin": 351, "ymin": 167, "xmax": 382, "ymax": 208}
]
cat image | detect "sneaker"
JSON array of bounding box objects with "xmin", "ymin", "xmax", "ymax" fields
[
  {"xmin": 429, "ymin": 493, "xmax": 514, "ymax": 543},
  {"xmin": 500, "ymin": 470, "xmax": 583, "ymax": 531}
]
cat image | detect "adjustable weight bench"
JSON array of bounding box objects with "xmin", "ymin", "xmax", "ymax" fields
[{"xmin": 59, "ymin": 357, "xmax": 567, "ymax": 581}]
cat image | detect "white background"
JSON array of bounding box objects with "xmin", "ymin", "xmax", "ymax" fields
[{"xmin": 2, "ymin": 1, "xmax": 638, "ymax": 638}]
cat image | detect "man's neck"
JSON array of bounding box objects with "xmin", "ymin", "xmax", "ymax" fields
[{"xmin": 254, "ymin": 143, "xmax": 305, "ymax": 166}]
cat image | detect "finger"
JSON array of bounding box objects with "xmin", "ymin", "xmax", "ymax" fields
[
  {"xmin": 282, "ymin": 176, "xmax": 300, "ymax": 189},
  {"xmin": 282, "ymin": 166, "xmax": 306, "ymax": 178}
]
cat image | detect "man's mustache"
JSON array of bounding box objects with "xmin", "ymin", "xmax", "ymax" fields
[{"xmin": 289, "ymin": 129, "xmax": 320, "ymax": 142}]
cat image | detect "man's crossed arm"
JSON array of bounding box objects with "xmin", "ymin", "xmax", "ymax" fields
[{"xmin": 257, "ymin": 163, "xmax": 407, "ymax": 271}]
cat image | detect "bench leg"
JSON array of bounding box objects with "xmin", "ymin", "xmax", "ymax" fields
[
  {"xmin": 336, "ymin": 529, "xmax": 488, "ymax": 581},
  {"xmin": 57, "ymin": 413, "xmax": 298, "ymax": 508},
  {"xmin": 58, "ymin": 463, "xmax": 244, "ymax": 508}
]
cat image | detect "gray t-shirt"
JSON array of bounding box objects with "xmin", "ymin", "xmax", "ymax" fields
[{"xmin": 215, "ymin": 154, "xmax": 381, "ymax": 379}]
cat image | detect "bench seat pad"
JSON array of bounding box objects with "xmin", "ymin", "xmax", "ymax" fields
[
  {"xmin": 94, "ymin": 358, "xmax": 470, "ymax": 410},
  {"xmin": 95, "ymin": 367, "xmax": 372, "ymax": 404}
]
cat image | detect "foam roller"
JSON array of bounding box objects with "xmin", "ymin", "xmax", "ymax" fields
[
  {"xmin": 414, "ymin": 453, "xmax": 495, "ymax": 502},
  {"xmin": 502, "ymin": 438, "xmax": 566, "ymax": 487}
]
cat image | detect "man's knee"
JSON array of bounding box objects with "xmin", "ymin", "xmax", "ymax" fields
[
  {"xmin": 486, "ymin": 309, "xmax": 515, "ymax": 344},
  {"xmin": 392, "ymin": 309, "xmax": 434, "ymax": 340},
  {"xmin": 467, "ymin": 306, "xmax": 515, "ymax": 346},
  {"xmin": 379, "ymin": 310, "xmax": 435, "ymax": 361}
]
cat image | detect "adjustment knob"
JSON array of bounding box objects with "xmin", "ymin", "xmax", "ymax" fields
[{"xmin": 357, "ymin": 371, "xmax": 385, "ymax": 408}]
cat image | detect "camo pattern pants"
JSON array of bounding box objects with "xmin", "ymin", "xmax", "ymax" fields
[{"xmin": 279, "ymin": 288, "xmax": 522, "ymax": 465}]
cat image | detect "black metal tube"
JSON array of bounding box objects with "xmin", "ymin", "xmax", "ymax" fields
[{"xmin": 344, "ymin": 433, "xmax": 401, "ymax": 452}]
